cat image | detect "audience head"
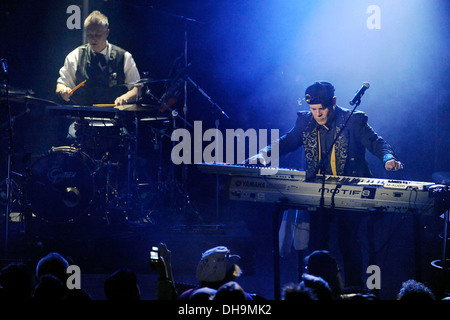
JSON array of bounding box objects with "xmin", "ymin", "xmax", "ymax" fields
[
  {"xmin": 282, "ymin": 282, "xmax": 316, "ymax": 301},
  {"xmin": 0, "ymin": 262, "xmax": 32, "ymax": 300},
  {"xmin": 397, "ymin": 279, "xmax": 435, "ymax": 300},
  {"xmin": 189, "ymin": 287, "xmax": 216, "ymax": 301},
  {"xmin": 196, "ymin": 246, "xmax": 242, "ymax": 289},
  {"xmin": 104, "ymin": 268, "xmax": 140, "ymax": 300},
  {"xmin": 35, "ymin": 252, "xmax": 70, "ymax": 284},
  {"xmin": 214, "ymin": 281, "xmax": 247, "ymax": 301},
  {"xmin": 304, "ymin": 250, "xmax": 343, "ymax": 297},
  {"xmin": 300, "ymin": 273, "xmax": 333, "ymax": 300},
  {"xmin": 33, "ymin": 274, "xmax": 66, "ymax": 301}
]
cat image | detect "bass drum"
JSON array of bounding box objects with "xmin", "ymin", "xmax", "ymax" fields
[{"xmin": 29, "ymin": 146, "xmax": 96, "ymax": 223}]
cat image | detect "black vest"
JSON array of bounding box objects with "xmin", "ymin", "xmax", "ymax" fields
[{"xmin": 74, "ymin": 44, "xmax": 127, "ymax": 105}]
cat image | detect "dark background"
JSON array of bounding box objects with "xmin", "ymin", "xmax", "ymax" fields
[
  {"xmin": 0, "ymin": 0, "xmax": 449, "ymax": 300},
  {"xmin": 1, "ymin": 0, "xmax": 449, "ymax": 179}
]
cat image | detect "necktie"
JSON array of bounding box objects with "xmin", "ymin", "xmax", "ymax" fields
[
  {"xmin": 93, "ymin": 53, "xmax": 107, "ymax": 70},
  {"xmin": 318, "ymin": 130, "xmax": 337, "ymax": 176}
]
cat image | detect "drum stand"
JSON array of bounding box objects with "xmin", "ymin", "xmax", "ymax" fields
[
  {"xmin": 125, "ymin": 114, "xmax": 140, "ymax": 218},
  {"xmin": 1, "ymin": 58, "xmax": 13, "ymax": 258},
  {"xmin": 98, "ymin": 115, "xmax": 142, "ymax": 224},
  {"xmin": 138, "ymin": 118, "xmax": 171, "ymax": 214}
]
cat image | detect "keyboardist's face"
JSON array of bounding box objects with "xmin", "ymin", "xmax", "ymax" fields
[{"xmin": 309, "ymin": 104, "xmax": 330, "ymax": 125}]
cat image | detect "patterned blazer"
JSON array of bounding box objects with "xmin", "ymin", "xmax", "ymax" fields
[{"xmin": 263, "ymin": 106, "xmax": 398, "ymax": 179}]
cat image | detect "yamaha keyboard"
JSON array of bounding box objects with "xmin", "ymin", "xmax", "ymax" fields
[{"xmin": 197, "ymin": 163, "xmax": 443, "ymax": 215}]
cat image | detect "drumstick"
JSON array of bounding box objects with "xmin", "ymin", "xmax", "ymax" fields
[
  {"xmin": 92, "ymin": 104, "xmax": 116, "ymax": 107},
  {"xmin": 70, "ymin": 80, "xmax": 87, "ymax": 94}
]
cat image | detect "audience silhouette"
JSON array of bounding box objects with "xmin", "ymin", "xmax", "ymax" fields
[
  {"xmin": 303, "ymin": 250, "xmax": 343, "ymax": 299},
  {"xmin": 0, "ymin": 247, "xmax": 442, "ymax": 301},
  {"xmin": 397, "ymin": 279, "xmax": 435, "ymax": 300},
  {"xmin": 213, "ymin": 281, "xmax": 248, "ymax": 301},
  {"xmin": 179, "ymin": 246, "xmax": 255, "ymax": 300},
  {"xmin": 104, "ymin": 267, "xmax": 141, "ymax": 300},
  {"xmin": 33, "ymin": 274, "xmax": 66, "ymax": 301},
  {"xmin": 0, "ymin": 262, "xmax": 32, "ymax": 301}
]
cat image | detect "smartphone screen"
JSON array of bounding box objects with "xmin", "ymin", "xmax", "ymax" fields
[{"xmin": 150, "ymin": 246, "xmax": 159, "ymax": 262}]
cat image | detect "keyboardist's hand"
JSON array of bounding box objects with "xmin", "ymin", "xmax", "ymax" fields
[
  {"xmin": 385, "ymin": 159, "xmax": 404, "ymax": 171},
  {"xmin": 244, "ymin": 153, "xmax": 267, "ymax": 166}
]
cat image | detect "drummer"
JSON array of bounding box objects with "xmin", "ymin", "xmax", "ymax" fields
[
  {"xmin": 56, "ymin": 10, "xmax": 141, "ymax": 106},
  {"xmin": 55, "ymin": 10, "xmax": 141, "ymax": 151}
]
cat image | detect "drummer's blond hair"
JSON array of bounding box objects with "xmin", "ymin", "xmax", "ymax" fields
[{"xmin": 84, "ymin": 10, "xmax": 109, "ymax": 29}]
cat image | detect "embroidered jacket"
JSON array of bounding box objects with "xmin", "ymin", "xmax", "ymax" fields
[{"xmin": 263, "ymin": 105, "xmax": 398, "ymax": 179}]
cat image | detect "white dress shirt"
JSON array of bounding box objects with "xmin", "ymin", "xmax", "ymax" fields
[{"xmin": 57, "ymin": 42, "xmax": 140, "ymax": 91}]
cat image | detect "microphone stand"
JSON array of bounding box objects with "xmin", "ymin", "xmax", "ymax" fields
[
  {"xmin": 150, "ymin": 6, "xmax": 203, "ymax": 219},
  {"xmin": 185, "ymin": 75, "xmax": 230, "ymax": 220},
  {"xmin": 185, "ymin": 75, "xmax": 230, "ymax": 120},
  {"xmin": 147, "ymin": 5, "xmax": 229, "ymax": 223},
  {"xmin": 148, "ymin": 6, "xmax": 230, "ymax": 223},
  {"xmin": 313, "ymin": 99, "xmax": 362, "ymax": 212}
]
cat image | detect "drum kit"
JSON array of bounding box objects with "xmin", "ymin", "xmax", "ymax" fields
[
  {"xmin": 0, "ymin": 7, "xmax": 231, "ymax": 258},
  {"xmin": 1, "ymin": 79, "xmax": 177, "ymax": 228}
]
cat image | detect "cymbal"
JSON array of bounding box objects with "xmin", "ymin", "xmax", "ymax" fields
[
  {"xmin": 139, "ymin": 104, "xmax": 161, "ymax": 108},
  {"xmin": 47, "ymin": 103, "xmax": 164, "ymax": 119},
  {"xmin": 118, "ymin": 78, "xmax": 171, "ymax": 86},
  {"xmin": 140, "ymin": 116, "xmax": 170, "ymax": 121},
  {"xmin": 0, "ymin": 93, "xmax": 59, "ymax": 106},
  {"xmin": 1, "ymin": 85, "xmax": 34, "ymax": 96},
  {"xmin": 114, "ymin": 103, "xmax": 161, "ymax": 112}
]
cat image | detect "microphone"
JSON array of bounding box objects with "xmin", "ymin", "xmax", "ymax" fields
[
  {"xmin": 349, "ymin": 82, "xmax": 370, "ymax": 106},
  {"xmin": 0, "ymin": 59, "xmax": 7, "ymax": 74},
  {"xmin": 0, "ymin": 59, "xmax": 8, "ymax": 78}
]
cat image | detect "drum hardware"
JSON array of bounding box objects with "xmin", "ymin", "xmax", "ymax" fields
[
  {"xmin": 86, "ymin": 114, "xmax": 152, "ymax": 225},
  {"xmin": 0, "ymin": 177, "xmax": 21, "ymax": 213},
  {"xmin": 2, "ymin": 57, "xmax": 14, "ymax": 257},
  {"xmin": 97, "ymin": 154, "xmax": 122, "ymax": 225},
  {"xmin": 1, "ymin": 60, "xmax": 63, "ymax": 253},
  {"xmin": 44, "ymin": 103, "xmax": 165, "ymax": 224},
  {"xmin": 134, "ymin": 120, "xmax": 172, "ymax": 219},
  {"xmin": 0, "ymin": 108, "xmax": 30, "ymax": 131},
  {"xmin": 0, "ymin": 174, "xmax": 26, "ymax": 235}
]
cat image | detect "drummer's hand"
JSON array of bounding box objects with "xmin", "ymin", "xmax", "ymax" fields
[
  {"xmin": 57, "ymin": 85, "xmax": 72, "ymax": 102},
  {"xmin": 114, "ymin": 96, "xmax": 128, "ymax": 105},
  {"xmin": 385, "ymin": 159, "xmax": 404, "ymax": 171}
]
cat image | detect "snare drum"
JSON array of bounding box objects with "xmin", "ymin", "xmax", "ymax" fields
[
  {"xmin": 72, "ymin": 119, "xmax": 127, "ymax": 161},
  {"xmin": 29, "ymin": 146, "xmax": 96, "ymax": 223}
]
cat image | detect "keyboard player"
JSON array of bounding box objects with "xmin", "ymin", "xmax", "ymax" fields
[{"xmin": 247, "ymin": 81, "xmax": 403, "ymax": 290}]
